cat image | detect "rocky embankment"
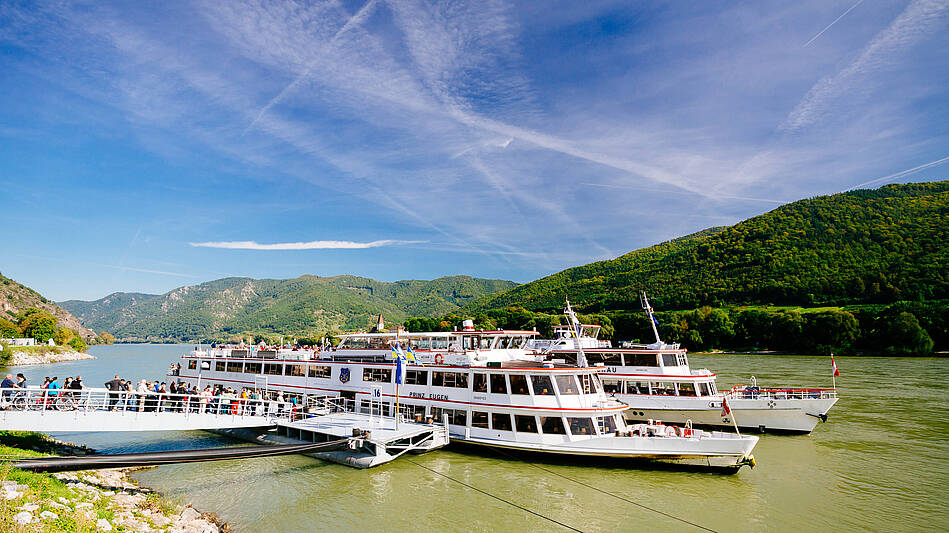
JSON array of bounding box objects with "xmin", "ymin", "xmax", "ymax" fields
[{"xmin": 3, "ymin": 349, "xmax": 95, "ymax": 366}]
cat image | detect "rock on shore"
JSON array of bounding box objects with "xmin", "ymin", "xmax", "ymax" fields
[{"xmin": 5, "ymin": 349, "xmax": 95, "ymax": 366}]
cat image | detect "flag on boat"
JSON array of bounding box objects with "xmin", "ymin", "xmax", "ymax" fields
[
  {"xmin": 831, "ymin": 355, "xmax": 840, "ymax": 377},
  {"xmin": 721, "ymin": 396, "xmax": 731, "ymax": 418},
  {"xmin": 405, "ymin": 347, "xmax": 420, "ymax": 364},
  {"xmin": 651, "ymin": 315, "xmax": 659, "ymax": 326},
  {"xmin": 395, "ymin": 355, "xmax": 406, "ymax": 385}
]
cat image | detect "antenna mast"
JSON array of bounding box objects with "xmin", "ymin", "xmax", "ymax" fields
[
  {"xmin": 641, "ymin": 292, "xmax": 662, "ymax": 345},
  {"xmin": 564, "ymin": 298, "xmax": 588, "ymax": 368}
]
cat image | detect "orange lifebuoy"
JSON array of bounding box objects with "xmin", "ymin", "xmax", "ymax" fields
[
  {"xmin": 434, "ymin": 353, "xmax": 444, "ymax": 365},
  {"xmin": 665, "ymin": 425, "xmax": 677, "ymax": 437}
]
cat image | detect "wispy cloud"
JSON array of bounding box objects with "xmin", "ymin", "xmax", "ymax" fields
[
  {"xmin": 846, "ymin": 154, "xmax": 949, "ymax": 190},
  {"xmin": 803, "ymin": 0, "xmax": 865, "ymax": 47},
  {"xmin": 189, "ymin": 239, "xmax": 424, "ymax": 250}
]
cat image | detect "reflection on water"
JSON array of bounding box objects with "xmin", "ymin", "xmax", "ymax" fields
[{"xmin": 4, "ymin": 346, "xmax": 947, "ymax": 531}]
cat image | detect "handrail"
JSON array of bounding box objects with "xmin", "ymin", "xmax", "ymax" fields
[{"xmin": 725, "ymin": 386, "xmax": 837, "ymax": 400}]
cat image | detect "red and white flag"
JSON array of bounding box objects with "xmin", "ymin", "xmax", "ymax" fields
[
  {"xmin": 831, "ymin": 355, "xmax": 840, "ymax": 377},
  {"xmin": 721, "ymin": 396, "xmax": 731, "ymax": 418}
]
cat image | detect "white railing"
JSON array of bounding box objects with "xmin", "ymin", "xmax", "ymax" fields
[
  {"xmin": 726, "ymin": 386, "xmax": 838, "ymax": 400},
  {"xmin": 0, "ymin": 387, "xmax": 302, "ymax": 419}
]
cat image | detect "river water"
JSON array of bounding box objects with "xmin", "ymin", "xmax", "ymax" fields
[{"xmin": 3, "ymin": 345, "xmax": 946, "ymax": 532}]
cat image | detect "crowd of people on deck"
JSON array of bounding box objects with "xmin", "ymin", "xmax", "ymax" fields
[{"xmin": 1, "ymin": 372, "xmax": 298, "ymax": 415}]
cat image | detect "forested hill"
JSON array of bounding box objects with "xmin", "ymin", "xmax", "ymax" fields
[
  {"xmin": 1, "ymin": 272, "xmax": 96, "ymax": 340},
  {"xmin": 470, "ymin": 181, "xmax": 949, "ymax": 313},
  {"xmin": 60, "ymin": 275, "xmax": 516, "ymax": 341}
]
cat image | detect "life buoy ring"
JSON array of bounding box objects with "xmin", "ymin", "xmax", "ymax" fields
[
  {"xmin": 665, "ymin": 425, "xmax": 678, "ymax": 437},
  {"xmin": 434, "ymin": 353, "xmax": 444, "ymax": 365}
]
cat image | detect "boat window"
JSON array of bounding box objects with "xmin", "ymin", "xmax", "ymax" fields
[
  {"xmin": 226, "ymin": 361, "xmax": 243, "ymax": 373},
  {"xmin": 515, "ymin": 415, "xmax": 538, "ymax": 433},
  {"xmin": 585, "ymin": 352, "xmax": 622, "ymax": 366},
  {"xmin": 463, "ymin": 336, "xmax": 477, "ymax": 350},
  {"xmin": 286, "ymin": 364, "xmax": 306, "ymax": 377},
  {"xmin": 480, "ymin": 337, "xmax": 493, "ymax": 349},
  {"xmin": 399, "ymin": 404, "xmax": 427, "ymax": 421},
  {"xmin": 678, "ymin": 382, "xmax": 697, "ymax": 396},
  {"xmin": 245, "ymin": 362, "xmax": 262, "ymax": 374},
  {"xmin": 661, "ymin": 353, "xmax": 678, "ymax": 367},
  {"xmin": 677, "ymin": 354, "xmax": 688, "ymax": 366},
  {"xmin": 490, "ymin": 374, "xmax": 508, "ymax": 394},
  {"xmin": 308, "ymin": 365, "xmax": 330, "ymax": 378},
  {"xmin": 432, "ymin": 337, "xmax": 449, "ymax": 350},
  {"xmin": 568, "ymin": 417, "xmax": 596, "ymax": 436},
  {"xmin": 598, "ymin": 416, "xmax": 617, "ymax": 434},
  {"xmin": 363, "ymin": 368, "xmax": 392, "ymax": 383},
  {"xmin": 623, "ymin": 353, "xmax": 658, "ymax": 367},
  {"xmin": 432, "ymin": 408, "xmax": 467, "ymax": 425},
  {"xmin": 432, "ymin": 372, "xmax": 468, "ymax": 388},
  {"xmin": 709, "ymin": 382, "xmax": 717, "ymax": 395},
  {"xmin": 264, "ymin": 364, "xmax": 283, "ymax": 376},
  {"xmin": 601, "ymin": 378, "xmax": 621, "ymax": 394},
  {"xmin": 415, "ymin": 338, "xmax": 432, "ymax": 350},
  {"xmin": 509, "ymin": 374, "xmax": 530, "ymax": 395},
  {"xmin": 188, "ymin": 360, "xmax": 197, "ymax": 370},
  {"xmin": 491, "ymin": 413, "xmax": 513, "ymax": 431},
  {"xmin": 633, "ymin": 382, "xmax": 650, "ymax": 394},
  {"xmin": 472, "ymin": 411, "xmax": 489, "ymax": 428},
  {"xmin": 215, "ymin": 361, "xmax": 226, "ymax": 372},
  {"xmin": 653, "ymin": 382, "xmax": 676, "ymax": 395},
  {"xmin": 473, "ymin": 373, "xmax": 487, "ymax": 392},
  {"xmin": 697, "ymin": 382, "xmax": 711, "ymax": 396},
  {"xmin": 405, "ymin": 369, "xmax": 428, "ymax": 385},
  {"xmin": 360, "ymin": 399, "xmax": 391, "ymax": 417},
  {"xmin": 530, "ymin": 375, "xmax": 555, "ymax": 395},
  {"xmin": 555, "ymin": 375, "xmax": 579, "ymax": 395},
  {"xmin": 580, "ymin": 374, "xmax": 595, "ymax": 394},
  {"xmin": 540, "ymin": 416, "xmax": 566, "ymax": 434}
]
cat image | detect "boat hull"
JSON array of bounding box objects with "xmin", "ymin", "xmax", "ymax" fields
[{"xmin": 618, "ymin": 395, "xmax": 838, "ymax": 433}]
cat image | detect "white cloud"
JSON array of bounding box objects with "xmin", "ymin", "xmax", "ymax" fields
[{"xmin": 188, "ymin": 239, "xmax": 424, "ymax": 250}]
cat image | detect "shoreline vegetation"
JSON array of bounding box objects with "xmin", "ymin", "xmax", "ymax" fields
[{"xmin": 0, "ymin": 431, "xmax": 231, "ymax": 532}]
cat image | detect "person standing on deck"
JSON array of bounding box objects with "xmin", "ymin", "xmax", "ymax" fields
[{"xmin": 105, "ymin": 375, "xmax": 123, "ymax": 410}]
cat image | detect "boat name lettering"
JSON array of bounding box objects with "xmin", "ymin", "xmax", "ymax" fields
[{"xmin": 407, "ymin": 392, "xmax": 449, "ymax": 401}]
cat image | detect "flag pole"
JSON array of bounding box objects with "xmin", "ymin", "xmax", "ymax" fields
[{"xmin": 831, "ymin": 353, "xmax": 837, "ymax": 390}]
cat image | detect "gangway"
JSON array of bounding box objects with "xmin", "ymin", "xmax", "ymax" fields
[{"xmin": 0, "ymin": 388, "xmax": 292, "ymax": 432}]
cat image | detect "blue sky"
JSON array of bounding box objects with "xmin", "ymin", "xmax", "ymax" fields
[{"xmin": 1, "ymin": 0, "xmax": 947, "ymax": 302}]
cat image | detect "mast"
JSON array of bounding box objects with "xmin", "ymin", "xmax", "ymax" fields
[
  {"xmin": 641, "ymin": 292, "xmax": 662, "ymax": 344},
  {"xmin": 564, "ymin": 298, "xmax": 588, "ymax": 368}
]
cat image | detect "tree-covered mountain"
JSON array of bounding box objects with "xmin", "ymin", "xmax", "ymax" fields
[
  {"xmin": 1, "ymin": 272, "xmax": 96, "ymax": 341},
  {"xmin": 469, "ymin": 181, "xmax": 949, "ymax": 313},
  {"xmin": 60, "ymin": 275, "xmax": 516, "ymax": 341}
]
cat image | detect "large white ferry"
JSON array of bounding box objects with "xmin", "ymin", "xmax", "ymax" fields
[
  {"xmin": 171, "ymin": 321, "xmax": 758, "ymax": 471},
  {"xmin": 535, "ymin": 297, "xmax": 838, "ymax": 433}
]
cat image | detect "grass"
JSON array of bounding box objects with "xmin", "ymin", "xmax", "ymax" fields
[{"xmin": 0, "ymin": 345, "xmax": 73, "ymax": 356}]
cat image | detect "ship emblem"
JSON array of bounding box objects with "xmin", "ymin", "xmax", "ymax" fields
[{"xmin": 339, "ymin": 367, "xmax": 351, "ymax": 383}]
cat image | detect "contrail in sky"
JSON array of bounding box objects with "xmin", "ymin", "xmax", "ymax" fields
[
  {"xmin": 846, "ymin": 154, "xmax": 949, "ymax": 190},
  {"xmin": 804, "ymin": 0, "xmax": 866, "ymax": 46}
]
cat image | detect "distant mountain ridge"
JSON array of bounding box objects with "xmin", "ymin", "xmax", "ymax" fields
[
  {"xmin": 469, "ymin": 181, "xmax": 949, "ymax": 313},
  {"xmin": 60, "ymin": 275, "xmax": 516, "ymax": 341},
  {"xmin": 1, "ymin": 272, "xmax": 96, "ymax": 340}
]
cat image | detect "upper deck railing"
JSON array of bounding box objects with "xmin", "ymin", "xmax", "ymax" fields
[{"xmin": 725, "ymin": 386, "xmax": 838, "ymax": 400}]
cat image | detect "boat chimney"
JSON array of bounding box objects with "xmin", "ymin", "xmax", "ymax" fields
[{"xmin": 462, "ymin": 319, "xmax": 475, "ymax": 331}]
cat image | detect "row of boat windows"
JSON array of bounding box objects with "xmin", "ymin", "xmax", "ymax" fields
[
  {"xmin": 338, "ymin": 336, "xmax": 530, "ymax": 351},
  {"xmin": 358, "ymin": 400, "xmax": 617, "ymax": 435},
  {"xmin": 581, "ymin": 352, "xmax": 688, "ymax": 367},
  {"xmin": 190, "ymin": 359, "xmax": 600, "ymax": 396},
  {"xmin": 601, "ymin": 379, "xmax": 717, "ymax": 396}
]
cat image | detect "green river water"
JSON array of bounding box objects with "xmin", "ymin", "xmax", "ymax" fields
[{"xmin": 3, "ymin": 344, "xmax": 947, "ymax": 532}]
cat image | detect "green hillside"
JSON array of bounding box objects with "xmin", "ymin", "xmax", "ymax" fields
[
  {"xmin": 471, "ymin": 181, "xmax": 949, "ymax": 313},
  {"xmin": 1, "ymin": 272, "xmax": 96, "ymax": 341},
  {"xmin": 60, "ymin": 275, "xmax": 516, "ymax": 342}
]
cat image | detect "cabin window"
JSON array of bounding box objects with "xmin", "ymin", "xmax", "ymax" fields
[
  {"xmin": 188, "ymin": 360, "xmax": 197, "ymax": 370},
  {"xmin": 399, "ymin": 404, "xmax": 427, "ymax": 421},
  {"xmin": 678, "ymin": 383, "xmax": 697, "ymax": 396},
  {"xmin": 653, "ymin": 382, "xmax": 676, "ymax": 395},
  {"xmin": 432, "ymin": 337, "xmax": 449, "ymax": 350},
  {"xmin": 530, "ymin": 375, "xmax": 555, "ymax": 395},
  {"xmin": 623, "ymin": 353, "xmax": 658, "ymax": 367},
  {"xmin": 432, "ymin": 408, "xmax": 467, "ymax": 426},
  {"xmin": 580, "ymin": 374, "xmax": 595, "ymax": 394},
  {"xmin": 515, "ymin": 415, "xmax": 538, "ymax": 433},
  {"xmin": 586, "ymin": 352, "xmax": 623, "ymax": 366},
  {"xmin": 555, "ymin": 375, "xmax": 579, "ymax": 395},
  {"xmin": 472, "ymin": 411, "xmax": 489, "ymax": 428},
  {"xmin": 698, "ymin": 382, "xmax": 712, "ymax": 396},
  {"xmin": 479, "ymin": 337, "xmax": 492, "ymax": 349},
  {"xmin": 472, "ymin": 373, "xmax": 488, "ymax": 392},
  {"xmin": 602, "ymin": 378, "xmax": 622, "ymax": 394},
  {"xmin": 226, "ymin": 361, "xmax": 243, "ymax": 373},
  {"xmin": 491, "ymin": 413, "xmax": 513, "ymax": 431},
  {"xmin": 677, "ymin": 354, "xmax": 688, "ymax": 366},
  {"xmin": 286, "ymin": 364, "xmax": 306, "ymax": 377},
  {"xmin": 308, "ymin": 365, "xmax": 331, "ymax": 379},
  {"xmin": 360, "ymin": 399, "xmax": 391, "ymax": 416},
  {"xmin": 264, "ymin": 364, "xmax": 283, "ymax": 376},
  {"xmin": 363, "ymin": 368, "xmax": 392, "ymax": 383},
  {"xmin": 631, "ymin": 382, "xmax": 650, "ymax": 394},
  {"xmin": 415, "ymin": 338, "xmax": 432, "ymax": 350},
  {"xmin": 568, "ymin": 417, "xmax": 596, "ymax": 436},
  {"xmin": 215, "ymin": 361, "xmax": 226, "ymax": 372},
  {"xmin": 661, "ymin": 353, "xmax": 678, "ymax": 367},
  {"xmin": 540, "ymin": 416, "xmax": 566, "ymax": 434},
  {"xmin": 244, "ymin": 362, "xmax": 262, "ymax": 374},
  {"xmin": 490, "ymin": 374, "xmax": 508, "ymax": 394},
  {"xmin": 432, "ymin": 372, "xmax": 468, "ymax": 388},
  {"xmin": 463, "ymin": 336, "xmax": 477, "ymax": 350},
  {"xmin": 598, "ymin": 416, "xmax": 617, "ymax": 434},
  {"xmin": 709, "ymin": 382, "xmax": 718, "ymax": 395},
  {"xmin": 509, "ymin": 374, "xmax": 530, "ymax": 395},
  {"xmin": 405, "ymin": 369, "xmax": 428, "ymax": 385}
]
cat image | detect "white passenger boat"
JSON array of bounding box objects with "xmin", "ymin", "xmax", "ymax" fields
[
  {"xmin": 535, "ymin": 296, "xmax": 838, "ymax": 434},
  {"xmin": 170, "ymin": 322, "xmax": 758, "ymax": 471}
]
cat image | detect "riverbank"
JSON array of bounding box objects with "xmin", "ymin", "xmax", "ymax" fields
[
  {"xmin": 0, "ymin": 346, "xmax": 95, "ymax": 366},
  {"xmin": 0, "ymin": 432, "xmax": 230, "ymax": 532}
]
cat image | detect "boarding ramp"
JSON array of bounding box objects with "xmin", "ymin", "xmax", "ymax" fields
[{"xmin": 0, "ymin": 388, "xmax": 295, "ymax": 432}]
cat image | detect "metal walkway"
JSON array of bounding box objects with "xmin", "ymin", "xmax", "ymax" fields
[{"xmin": 0, "ymin": 388, "xmax": 292, "ymax": 432}]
